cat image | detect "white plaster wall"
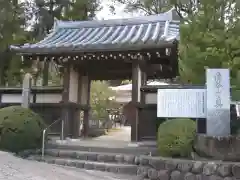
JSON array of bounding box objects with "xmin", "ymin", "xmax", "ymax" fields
[
  {"xmin": 145, "ymin": 93, "xmax": 157, "ymax": 104},
  {"xmin": 1, "ymin": 93, "xmax": 61, "ymax": 103},
  {"xmin": 1, "ymin": 94, "xmax": 33, "ymax": 103},
  {"xmin": 36, "ymin": 94, "xmax": 62, "ymax": 103}
]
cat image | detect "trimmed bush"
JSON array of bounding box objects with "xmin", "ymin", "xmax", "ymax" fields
[
  {"xmin": 157, "ymin": 118, "xmax": 196, "ymax": 157},
  {"xmin": 0, "ymin": 106, "xmax": 45, "ymax": 153}
]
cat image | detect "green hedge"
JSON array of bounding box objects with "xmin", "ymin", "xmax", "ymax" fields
[
  {"xmin": 0, "ymin": 106, "xmax": 45, "ymax": 153},
  {"xmin": 157, "ymin": 118, "xmax": 196, "ymax": 157}
]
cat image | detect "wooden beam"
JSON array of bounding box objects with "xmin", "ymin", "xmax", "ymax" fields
[
  {"xmin": 26, "ymin": 48, "xmax": 177, "ymax": 81},
  {"xmin": 28, "ymin": 50, "xmax": 171, "ymax": 64},
  {"xmin": 88, "ymin": 65, "xmax": 175, "ymax": 80}
]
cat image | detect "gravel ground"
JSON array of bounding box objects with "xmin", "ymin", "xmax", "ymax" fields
[{"xmin": 0, "ymin": 151, "xmax": 139, "ymax": 180}]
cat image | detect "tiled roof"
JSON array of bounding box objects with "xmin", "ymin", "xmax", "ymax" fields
[{"xmin": 11, "ymin": 8, "xmax": 180, "ymax": 54}]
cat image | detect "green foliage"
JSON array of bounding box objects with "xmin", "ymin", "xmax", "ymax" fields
[
  {"xmin": 62, "ymin": 0, "xmax": 101, "ymax": 21},
  {"xmin": 175, "ymin": 0, "xmax": 240, "ymax": 100},
  {"xmin": 90, "ymin": 81, "xmax": 118, "ymax": 119},
  {"xmin": 0, "ymin": 0, "xmax": 102, "ymax": 86},
  {"xmin": 232, "ymin": 87, "xmax": 240, "ymax": 101},
  {"xmin": 0, "ymin": 106, "xmax": 46, "ymax": 153},
  {"xmin": 0, "ymin": 0, "xmax": 28, "ymax": 86},
  {"xmin": 33, "ymin": 0, "xmax": 101, "ymax": 38},
  {"xmin": 28, "ymin": 0, "xmax": 102, "ymax": 85},
  {"xmin": 156, "ymin": 117, "xmax": 165, "ymax": 130},
  {"xmin": 33, "ymin": 0, "xmax": 70, "ymax": 37},
  {"xmin": 117, "ymin": 0, "xmax": 240, "ymax": 100},
  {"xmin": 231, "ymin": 119, "xmax": 240, "ymax": 135},
  {"xmin": 157, "ymin": 118, "xmax": 196, "ymax": 157}
]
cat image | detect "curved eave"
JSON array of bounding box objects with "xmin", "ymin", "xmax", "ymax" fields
[
  {"xmin": 10, "ymin": 40, "xmax": 178, "ymax": 55},
  {"xmin": 10, "ymin": 8, "xmax": 180, "ymax": 56}
]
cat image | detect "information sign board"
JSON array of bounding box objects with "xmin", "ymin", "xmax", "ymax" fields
[{"xmin": 157, "ymin": 89, "xmax": 206, "ymax": 118}]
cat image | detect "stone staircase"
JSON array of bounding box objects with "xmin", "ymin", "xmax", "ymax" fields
[
  {"xmin": 29, "ymin": 150, "xmax": 140, "ymax": 176},
  {"xmin": 26, "ymin": 142, "xmax": 160, "ymax": 180},
  {"xmin": 21, "ymin": 138, "xmax": 239, "ymax": 180}
]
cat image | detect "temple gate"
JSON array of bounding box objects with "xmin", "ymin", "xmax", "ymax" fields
[{"xmin": 10, "ymin": 8, "xmax": 180, "ymax": 141}]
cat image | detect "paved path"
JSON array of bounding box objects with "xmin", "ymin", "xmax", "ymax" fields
[
  {"xmin": 0, "ymin": 151, "xmax": 138, "ymax": 180},
  {"xmin": 51, "ymin": 126, "xmax": 156, "ymax": 148},
  {"xmin": 94, "ymin": 126, "xmax": 131, "ymax": 142},
  {"xmin": 52, "ymin": 126, "xmax": 132, "ymax": 148}
]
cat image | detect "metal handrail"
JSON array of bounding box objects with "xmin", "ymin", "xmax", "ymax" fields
[{"xmin": 42, "ymin": 118, "xmax": 63, "ymax": 159}]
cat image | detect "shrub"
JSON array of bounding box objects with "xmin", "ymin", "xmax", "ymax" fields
[
  {"xmin": 0, "ymin": 106, "xmax": 45, "ymax": 153},
  {"xmin": 157, "ymin": 118, "xmax": 196, "ymax": 157}
]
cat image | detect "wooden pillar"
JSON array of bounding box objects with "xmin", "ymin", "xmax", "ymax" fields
[
  {"xmin": 79, "ymin": 75, "xmax": 91, "ymax": 137},
  {"xmin": 42, "ymin": 60, "xmax": 49, "ymax": 86},
  {"xmin": 69, "ymin": 66, "xmax": 79, "ymax": 103},
  {"xmin": 74, "ymin": 71, "xmax": 83, "ymax": 138},
  {"xmin": 61, "ymin": 63, "xmax": 70, "ymax": 139},
  {"xmin": 131, "ymin": 60, "xmax": 142, "ymax": 142},
  {"xmin": 68, "ymin": 66, "xmax": 80, "ymax": 138},
  {"xmin": 140, "ymin": 71, "xmax": 147, "ymax": 104}
]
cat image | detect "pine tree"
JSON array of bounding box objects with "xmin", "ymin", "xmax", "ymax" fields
[
  {"xmin": 112, "ymin": 0, "xmax": 240, "ymax": 100},
  {"xmin": 0, "ymin": 0, "xmax": 27, "ymax": 86},
  {"xmin": 176, "ymin": 0, "xmax": 240, "ymax": 100}
]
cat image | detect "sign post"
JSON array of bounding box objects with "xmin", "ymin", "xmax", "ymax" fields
[
  {"xmin": 206, "ymin": 69, "xmax": 230, "ymax": 136},
  {"xmin": 157, "ymin": 68, "xmax": 231, "ymax": 136}
]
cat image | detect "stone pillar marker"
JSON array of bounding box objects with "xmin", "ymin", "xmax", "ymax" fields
[
  {"xmin": 21, "ymin": 73, "xmax": 32, "ymax": 108},
  {"xmin": 206, "ymin": 68, "xmax": 231, "ymax": 136}
]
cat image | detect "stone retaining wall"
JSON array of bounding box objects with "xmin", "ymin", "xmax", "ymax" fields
[
  {"xmin": 194, "ymin": 134, "xmax": 240, "ymax": 161},
  {"xmin": 20, "ymin": 149, "xmax": 240, "ymax": 180},
  {"xmin": 138, "ymin": 156, "xmax": 239, "ymax": 180}
]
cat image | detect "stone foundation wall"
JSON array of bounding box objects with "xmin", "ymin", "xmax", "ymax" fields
[
  {"xmin": 137, "ymin": 156, "xmax": 240, "ymax": 179},
  {"xmin": 21, "ymin": 148, "xmax": 240, "ymax": 179},
  {"xmin": 137, "ymin": 155, "xmax": 240, "ymax": 180},
  {"xmin": 194, "ymin": 134, "xmax": 240, "ymax": 161}
]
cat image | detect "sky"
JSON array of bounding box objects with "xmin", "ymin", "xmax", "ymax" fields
[{"xmin": 96, "ymin": 0, "xmax": 138, "ymax": 20}]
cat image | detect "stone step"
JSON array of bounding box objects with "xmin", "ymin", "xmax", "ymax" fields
[
  {"xmin": 27, "ymin": 154, "xmax": 169, "ymax": 180},
  {"xmin": 44, "ymin": 149, "xmax": 142, "ymax": 165},
  {"xmin": 46, "ymin": 142, "xmax": 158, "ymax": 156},
  {"xmin": 28, "ymin": 156, "xmax": 139, "ymax": 176}
]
